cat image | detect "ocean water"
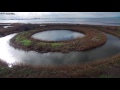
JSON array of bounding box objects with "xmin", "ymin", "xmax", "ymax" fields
[{"xmin": 0, "ymin": 18, "xmax": 120, "ymax": 26}]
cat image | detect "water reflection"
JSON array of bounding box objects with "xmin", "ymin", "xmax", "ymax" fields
[
  {"xmin": 32, "ymin": 30, "xmax": 85, "ymax": 41},
  {"xmin": 3, "ymin": 26, "xmax": 13, "ymax": 28},
  {"xmin": 0, "ymin": 33, "xmax": 120, "ymax": 66}
]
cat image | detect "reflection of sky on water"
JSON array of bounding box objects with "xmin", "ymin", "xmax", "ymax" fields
[
  {"xmin": 0, "ymin": 33, "xmax": 120, "ymax": 66},
  {"xmin": 32, "ymin": 30, "xmax": 85, "ymax": 41},
  {"xmin": 3, "ymin": 26, "xmax": 13, "ymax": 28}
]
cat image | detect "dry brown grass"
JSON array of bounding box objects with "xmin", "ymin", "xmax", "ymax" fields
[
  {"xmin": 10, "ymin": 24, "xmax": 107, "ymax": 53},
  {"xmin": 0, "ymin": 23, "xmax": 120, "ymax": 78},
  {"xmin": 0, "ymin": 53, "xmax": 120, "ymax": 78}
]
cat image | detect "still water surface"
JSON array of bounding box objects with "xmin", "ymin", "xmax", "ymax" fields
[
  {"xmin": 32, "ymin": 30, "xmax": 85, "ymax": 41},
  {"xmin": 0, "ymin": 32, "xmax": 120, "ymax": 67},
  {"xmin": 1, "ymin": 18, "xmax": 120, "ymax": 26}
]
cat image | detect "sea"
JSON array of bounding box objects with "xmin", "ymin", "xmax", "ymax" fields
[{"xmin": 0, "ymin": 18, "xmax": 120, "ymax": 26}]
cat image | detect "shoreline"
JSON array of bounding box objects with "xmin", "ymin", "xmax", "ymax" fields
[
  {"xmin": 9, "ymin": 24, "xmax": 107, "ymax": 53},
  {"xmin": 0, "ymin": 23, "xmax": 120, "ymax": 77}
]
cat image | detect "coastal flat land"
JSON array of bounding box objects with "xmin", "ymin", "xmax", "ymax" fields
[{"xmin": 0, "ymin": 23, "xmax": 120, "ymax": 78}]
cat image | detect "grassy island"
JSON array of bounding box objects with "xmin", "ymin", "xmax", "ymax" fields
[{"xmin": 10, "ymin": 24, "xmax": 107, "ymax": 53}]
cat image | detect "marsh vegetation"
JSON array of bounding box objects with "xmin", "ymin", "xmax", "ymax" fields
[
  {"xmin": 10, "ymin": 24, "xmax": 107, "ymax": 53},
  {"xmin": 0, "ymin": 23, "xmax": 120, "ymax": 78}
]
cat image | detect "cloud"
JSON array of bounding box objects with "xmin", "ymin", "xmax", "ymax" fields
[{"xmin": 0, "ymin": 12, "xmax": 120, "ymax": 19}]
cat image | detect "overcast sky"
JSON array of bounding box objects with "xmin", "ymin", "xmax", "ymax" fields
[{"xmin": 0, "ymin": 12, "xmax": 120, "ymax": 19}]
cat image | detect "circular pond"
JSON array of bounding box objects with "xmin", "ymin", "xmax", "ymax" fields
[
  {"xmin": 0, "ymin": 33, "xmax": 120, "ymax": 67},
  {"xmin": 10, "ymin": 26, "xmax": 106, "ymax": 53},
  {"xmin": 32, "ymin": 30, "xmax": 85, "ymax": 41}
]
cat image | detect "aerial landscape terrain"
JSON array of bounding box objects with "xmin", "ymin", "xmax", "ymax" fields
[{"xmin": 1, "ymin": 12, "xmax": 120, "ymax": 78}]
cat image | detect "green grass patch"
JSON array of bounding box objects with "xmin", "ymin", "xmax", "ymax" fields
[
  {"xmin": 21, "ymin": 39, "xmax": 32, "ymax": 47},
  {"xmin": 51, "ymin": 43, "xmax": 64, "ymax": 47},
  {"xmin": 15, "ymin": 35, "xmax": 25, "ymax": 42},
  {"xmin": 15, "ymin": 32, "xmax": 30, "ymax": 42},
  {"xmin": 37, "ymin": 42, "xmax": 48, "ymax": 47},
  {"xmin": 14, "ymin": 32, "xmax": 33, "ymax": 47},
  {"xmin": 37, "ymin": 42, "xmax": 64, "ymax": 48}
]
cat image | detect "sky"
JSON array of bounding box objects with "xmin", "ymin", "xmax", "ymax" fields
[{"xmin": 0, "ymin": 12, "xmax": 120, "ymax": 19}]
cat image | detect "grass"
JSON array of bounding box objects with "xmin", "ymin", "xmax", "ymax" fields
[
  {"xmin": 1, "ymin": 53, "xmax": 120, "ymax": 78},
  {"xmin": 97, "ymin": 34, "xmax": 103, "ymax": 39},
  {"xmin": 10, "ymin": 25, "xmax": 107, "ymax": 53},
  {"xmin": 37, "ymin": 42, "xmax": 48, "ymax": 47},
  {"xmin": 14, "ymin": 32, "xmax": 32, "ymax": 47},
  {"xmin": 99, "ymin": 75, "xmax": 117, "ymax": 78},
  {"xmin": 116, "ymin": 29, "xmax": 120, "ymax": 35},
  {"xmin": 21, "ymin": 39, "xmax": 32, "ymax": 46},
  {"xmin": 51, "ymin": 43, "xmax": 64, "ymax": 47},
  {"xmin": 2, "ymin": 23, "xmax": 120, "ymax": 78},
  {"xmin": 37, "ymin": 42, "xmax": 64, "ymax": 47},
  {"xmin": 91, "ymin": 34, "xmax": 103, "ymax": 41}
]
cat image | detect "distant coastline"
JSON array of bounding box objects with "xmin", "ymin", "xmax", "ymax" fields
[
  {"xmin": 1, "ymin": 17, "xmax": 120, "ymax": 20},
  {"xmin": 1, "ymin": 18, "xmax": 120, "ymax": 26}
]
